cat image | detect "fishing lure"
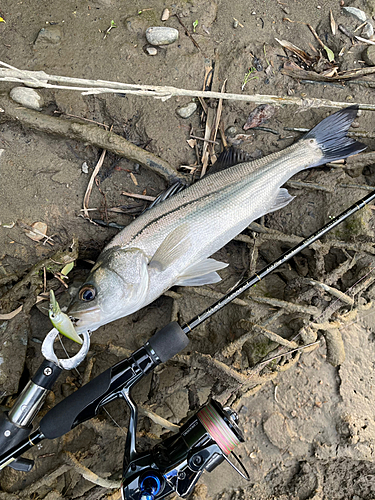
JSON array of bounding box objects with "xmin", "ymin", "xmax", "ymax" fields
[{"xmin": 49, "ymin": 290, "xmax": 83, "ymax": 345}]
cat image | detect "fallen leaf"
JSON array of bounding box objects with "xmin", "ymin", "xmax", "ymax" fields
[
  {"xmin": 323, "ymin": 44, "xmax": 335, "ymax": 62},
  {"xmin": 130, "ymin": 172, "xmax": 138, "ymax": 186},
  {"xmin": 25, "ymin": 221, "xmax": 48, "ymax": 241},
  {"xmin": 61, "ymin": 261, "xmax": 74, "ymax": 277},
  {"xmin": 187, "ymin": 138, "xmax": 197, "ymax": 148}
]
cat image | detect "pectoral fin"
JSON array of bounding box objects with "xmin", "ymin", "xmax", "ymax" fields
[
  {"xmin": 176, "ymin": 258, "xmax": 228, "ymax": 286},
  {"xmin": 149, "ymin": 224, "xmax": 191, "ymax": 271}
]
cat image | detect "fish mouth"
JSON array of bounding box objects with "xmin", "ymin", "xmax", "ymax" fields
[{"xmin": 68, "ymin": 305, "xmax": 102, "ymax": 333}]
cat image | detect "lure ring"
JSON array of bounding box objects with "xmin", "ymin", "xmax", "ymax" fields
[{"xmin": 41, "ymin": 328, "xmax": 91, "ymax": 370}]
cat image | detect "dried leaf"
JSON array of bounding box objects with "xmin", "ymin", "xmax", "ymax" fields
[
  {"xmin": 130, "ymin": 172, "xmax": 138, "ymax": 186},
  {"xmin": 187, "ymin": 138, "xmax": 197, "ymax": 148},
  {"xmin": 275, "ymin": 38, "xmax": 316, "ymax": 66},
  {"xmin": 25, "ymin": 221, "xmax": 47, "ymax": 241},
  {"xmin": 243, "ymin": 104, "xmax": 276, "ymax": 130},
  {"xmin": 330, "ymin": 10, "xmax": 337, "ymax": 36}
]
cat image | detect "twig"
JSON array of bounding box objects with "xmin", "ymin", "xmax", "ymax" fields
[
  {"xmin": 255, "ymin": 341, "xmax": 320, "ymax": 368},
  {"xmin": 248, "ymin": 295, "xmax": 319, "ymax": 315},
  {"xmin": 62, "ymin": 451, "xmax": 121, "ymax": 489},
  {"xmin": 2, "ymin": 62, "xmax": 375, "ymax": 110},
  {"xmin": 175, "ymin": 14, "xmax": 201, "ymax": 51},
  {"xmin": 121, "ymin": 191, "xmax": 156, "ymax": 201},
  {"xmin": 189, "ymin": 135, "xmax": 219, "ymax": 145},
  {"xmin": 0, "ymin": 305, "xmax": 22, "ymax": 320},
  {"xmin": 249, "ymin": 323, "xmax": 298, "ymax": 349},
  {"xmin": 286, "ymin": 180, "xmax": 333, "ymax": 193},
  {"xmin": 282, "ymin": 61, "xmax": 375, "ymax": 84},
  {"xmin": 305, "ymin": 278, "xmax": 354, "ymax": 305},
  {"xmin": 83, "ymin": 149, "xmax": 107, "ymax": 219},
  {"xmin": 0, "ymin": 240, "xmax": 78, "ymax": 313},
  {"xmin": 139, "ymin": 405, "xmax": 180, "ymax": 431}
]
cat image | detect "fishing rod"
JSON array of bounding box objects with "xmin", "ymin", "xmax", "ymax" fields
[
  {"xmin": 181, "ymin": 187, "xmax": 375, "ymax": 334},
  {"xmin": 1, "ymin": 187, "xmax": 375, "ymax": 498}
]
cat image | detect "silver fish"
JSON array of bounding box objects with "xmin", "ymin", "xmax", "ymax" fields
[{"xmin": 68, "ymin": 106, "xmax": 365, "ymax": 333}]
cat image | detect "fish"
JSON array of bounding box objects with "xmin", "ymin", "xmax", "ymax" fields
[
  {"xmin": 49, "ymin": 290, "xmax": 83, "ymax": 344},
  {"xmin": 67, "ymin": 106, "xmax": 365, "ymax": 334}
]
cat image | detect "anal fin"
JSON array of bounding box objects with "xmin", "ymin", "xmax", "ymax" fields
[{"xmin": 268, "ymin": 188, "xmax": 295, "ymax": 213}]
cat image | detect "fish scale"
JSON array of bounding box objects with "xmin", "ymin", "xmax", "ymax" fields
[{"xmin": 67, "ymin": 106, "xmax": 366, "ymax": 334}]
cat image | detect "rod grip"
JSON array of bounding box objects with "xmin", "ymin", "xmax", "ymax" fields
[
  {"xmin": 40, "ymin": 367, "xmax": 112, "ymax": 439},
  {"xmin": 148, "ymin": 322, "xmax": 189, "ymax": 362}
]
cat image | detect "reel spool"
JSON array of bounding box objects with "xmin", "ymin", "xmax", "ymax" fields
[{"xmin": 197, "ymin": 400, "xmax": 242, "ymax": 456}]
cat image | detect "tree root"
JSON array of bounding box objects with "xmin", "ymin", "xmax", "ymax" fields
[{"xmin": 0, "ymin": 96, "xmax": 186, "ymax": 184}]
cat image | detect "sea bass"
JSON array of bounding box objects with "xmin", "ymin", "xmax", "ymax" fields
[{"xmin": 68, "ymin": 106, "xmax": 365, "ymax": 333}]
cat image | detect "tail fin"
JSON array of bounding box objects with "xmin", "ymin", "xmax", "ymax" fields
[{"xmin": 304, "ymin": 105, "xmax": 366, "ymax": 166}]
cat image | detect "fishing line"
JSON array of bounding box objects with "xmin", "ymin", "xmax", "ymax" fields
[
  {"xmin": 103, "ymin": 407, "xmax": 128, "ymax": 437},
  {"xmin": 57, "ymin": 335, "xmax": 82, "ymax": 379}
]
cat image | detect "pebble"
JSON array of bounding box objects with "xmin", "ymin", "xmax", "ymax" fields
[
  {"xmin": 363, "ymin": 45, "xmax": 375, "ymax": 66},
  {"xmin": 146, "ymin": 46, "xmax": 158, "ymax": 56},
  {"xmin": 10, "ymin": 87, "xmax": 43, "ymax": 111},
  {"xmin": 146, "ymin": 26, "xmax": 179, "ymax": 46},
  {"xmin": 233, "ymin": 19, "xmax": 239, "ymax": 28},
  {"xmin": 81, "ymin": 161, "xmax": 89, "ymax": 174},
  {"xmin": 161, "ymin": 8, "xmax": 170, "ymax": 21},
  {"xmin": 176, "ymin": 102, "xmax": 197, "ymax": 118},
  {"xmin": 363, "ymin": 21, "xmax": 374, "ymax": 38},
  {"xmin": 34, "ymin": 25, "xmax": 62, "ymax": 45},
  {"xmin": 225, "ymin": 126, "xmax": 238, "ymax": 137}
]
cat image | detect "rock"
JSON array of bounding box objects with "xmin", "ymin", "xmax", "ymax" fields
[
  {"xmin": 363, "ymin": 21, "xmax": 374, "ymax": 38},
  {"xmin": 225, "ymin": 126, "xmax": 238, "ymax": 137},
  {"xmin": 176, "ymin": 102, "xmax": 197, "ymax": 118},
  {"xmin": 10, "ymin": 87, "xmax": 43, "ymax": 111},
  {"xmin": 81, "ymin": 162, "xmax": 89, "ymax": 174},
  {"xmin": 263, "ymin": 412, "xmax": 293, "ymax": 449},
  {"xmin": 161, "ymin": 8, "xmax": 170, "ymax": 21},
  {"xmin": 145, "ymin": 26, "xmax": 179, "ymax": 46},
  {"xmin": 0, "ymin": 315, "xmax": 29, "ymax": 396},
  {"xmin": 146, "ymin": 46, "xmax": 158, "ymax": 56},
  {"xmin": 34, "ymin": 25, "xmax": 62, "ymax": 46},
  {"xmin": 363, "ymin": 45, "xmax": 375, "ymax": 66}
]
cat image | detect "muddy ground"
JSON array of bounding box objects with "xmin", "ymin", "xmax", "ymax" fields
[{"xmin": 1, "ymin": 0, "xmax": 375, "ymax": 499}]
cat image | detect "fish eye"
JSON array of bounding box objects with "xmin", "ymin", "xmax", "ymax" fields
[{"xmin": 79, "ymin": 285, "xmax": 96, "ymax": 302}]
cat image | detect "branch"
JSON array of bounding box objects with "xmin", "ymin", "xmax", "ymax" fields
[{"xmin": 2, "ymin": 61, "xmax": 375, "ymax": 111}]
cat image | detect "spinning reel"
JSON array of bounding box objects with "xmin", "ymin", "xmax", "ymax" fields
[
  {"xmin": 122, "ymin": 399, "xmax": 248, "ymax": 500},
  {"xmin": 0, "ymin": 323, "xmax": 248, "ymax": 499}
]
